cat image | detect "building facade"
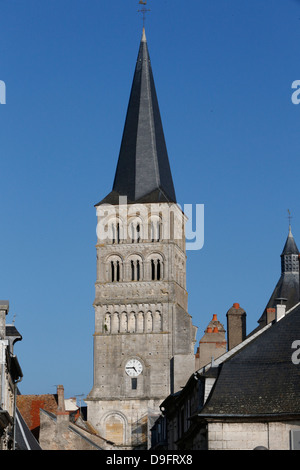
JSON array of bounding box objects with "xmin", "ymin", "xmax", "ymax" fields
[
  {"xmin": 151, "ymin": 228, "xmax": 300, "ymax": 450},
  {"xmin": 86, "ymin": 29, "xmax": 197, "ymax": 449},
  {"xmin": 0, "ymin": 301, "xmax": 23, "ymax": 450}
]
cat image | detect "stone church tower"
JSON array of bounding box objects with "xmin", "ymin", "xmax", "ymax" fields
[{"xmin": 86, "ymin": 28, "xmax": 197, "ymax": 449}]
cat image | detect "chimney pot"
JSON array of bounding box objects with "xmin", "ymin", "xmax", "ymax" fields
[
  {"xmin": 275, "ymin": 304, "xmax": 286, "ymax": 321},
  {"xmin": 213, "ymin": 327, "xmax": 219, "ymax": 333},
  {"xmin": 233, "ymin": 303, "xmax": 240, "ymax": 309},
  {"xmin": 207, "ymin": 327, "xmax": 212, "ymax": 333},
  {"xmin": 212, "ymin": 314, "xmax": 218, "ymax": 321}
]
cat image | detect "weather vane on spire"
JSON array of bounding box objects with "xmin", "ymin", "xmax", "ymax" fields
[
  {"xmin": 138, "ymin": 0, "xmax": 150, "ymax": 28},
  {"xmin": 287, "ymin": 209, "xmax": 293, "ymax": 228}
]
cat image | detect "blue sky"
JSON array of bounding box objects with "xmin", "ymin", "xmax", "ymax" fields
[{"xmin": 0, "ymin": 0, "xmax": 300, "ymax": 400}]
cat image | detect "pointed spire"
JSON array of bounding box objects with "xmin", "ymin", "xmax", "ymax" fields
[
  {"xmin": 281, "ymin": 224, "xmax": 299, "ymax": 256},
  {"xmin": 258, "ymin": 226, "xmax": 300, "ymax": 327},
  {"xmin": 99, "ymin": 29, "xmax": 176, "ymax": 205}
]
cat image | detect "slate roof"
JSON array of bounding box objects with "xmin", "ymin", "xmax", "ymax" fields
[
  {"xmin": 281, "ymin": 226, "xmax": 299, "ymax": 256},
  {"xmin": 96, "ymin": 28, "xmax": 176, "ymax": 206},
  {"xmin": 5, "ymin": 324, "xmax": 22, "ymax": 338},
  {"xmin": 199, "ymin": 303, "xmax": 300, "ymax": 418},
  {"xmin": 260, "ymin": 273, "xmax": 299, "ymax": 317}
]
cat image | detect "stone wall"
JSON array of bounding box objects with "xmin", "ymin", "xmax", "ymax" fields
[
  {"xmin": 207, "ymin": 421, "xmax": 300, "ymax": 450},
  {"xmin": 39, "ymin": 409, "xmax": 111, "ymax": 450}
]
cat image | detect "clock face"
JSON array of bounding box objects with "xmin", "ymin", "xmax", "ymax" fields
[{"xmin": 125, "ymin": 359, "xmax": 143, "ymax": 377}]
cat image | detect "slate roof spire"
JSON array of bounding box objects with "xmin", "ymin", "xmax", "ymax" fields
[
  {"xmin": 97, "ymin": 28, "xmax": 176, "ymax": 205},
  {"xmin": 257, "ymin": 225, "xmax": 300, "ymax": 327},
  {"xmin": 281, "ymin": 224, "xmax": 299, "ymax": 257}
]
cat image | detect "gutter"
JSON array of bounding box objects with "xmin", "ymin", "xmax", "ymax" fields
[
  {"xmin": 0, "ymin": 340, "xmax": 8, "ymax": 410},
  {"xmin": 12, "ymin": 374, "xmax": 23, "ymax": 450},
  {"xmin": 10, "ymin": 354, "xmax": 23, "ymax": 451}
]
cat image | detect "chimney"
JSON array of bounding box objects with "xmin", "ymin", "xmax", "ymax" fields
[
  {"xmin": 0, "ymin": 301, "xmax": 9, "ymax": 339},
  {"xmin": 226, "ymin": 303, "xmax": 246, "ymax": 350},
  {"xmin": 57, "ymin": 385, "xmax": 67, "ymax": 414},
  {"xmin": 266, "ymin": 308, "xmax": 276, "ymax": 324},
  {"xmin": 195, "ymin": 314, "xmax": 227, "ymax": 369},
  {"xmin": 275, "ymin": 298, "xmax": 287, "ymax": 322}
]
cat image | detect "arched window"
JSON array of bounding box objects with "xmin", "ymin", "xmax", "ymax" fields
[
  {"xmin": 146, "ymin": 311, "xmax": 153, "ymax": 332},
  {"xmin": 120, "ymin": 312, "xmax": 128, "ymax": 333},
  {"xmin": 128, "ymin": 312, "xmax": 136, "ymax": 333},
  {"xmin": 137, "ymin": 312, "xmax": 144, "ymax": 333},
  {"xmin": 111, "ymin": 313, "xmax": 120, "ymax": 334},
  {"xmin": 108, "ymin": 219, "xmax": 122, "ymax": 244},
  {"xmin": 149, "ymin": 255, "xmax": 163, "ymax": 281},
  {"xmin": 153, "ymin": 311, "xmax": 162, "ymax": 332},
  {"xmin": 111, "ymin": 260, "xmax": 121, "ymax": 282},
  {"xmin": 151, "ymin": 260, "xmax": 155, "ymax": 281},
  {"xmin": 128, "ymin": 255, "xmax": 143, "ymax": 281},
  {"xmin": 116, "ymin": 223, "xmax": 120, "ymax": 244},
  {"xmin": 157, "ymin": 259, "xmax": 161, "ymax": 281},
  {"xmin": 137, "ymin": 259, "xmax": 140, "ymax": 281},
  {"xmin": 150, "ymin": 216, "xmax": 162, "ymax": 242},
  {"xmin": 104, "ymin": 313, "xmax": 111, "ymax": 334},
  {"xmin": 136, "ymin": 224, "xmax": 141, "ymax": 243},
  {"xmin": 108, "ymin": 255, "xmax": 123, "ymax": 282},
  {"xmin": 129, "ymin": 219, "xmax": 143, "ymax": 244},
  {"xmin": 105, "ymin": 413, "xmax": 126, "ymax": 446}
]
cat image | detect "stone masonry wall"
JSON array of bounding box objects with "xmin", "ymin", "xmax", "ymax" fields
[{"xmin": 207, "ymin": 421, "xmax": 300, "ymax": 450}]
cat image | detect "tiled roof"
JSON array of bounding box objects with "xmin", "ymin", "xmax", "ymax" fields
[{"xmin": 17, "ymin": 394, "xmax": 58, "ymax": 439}]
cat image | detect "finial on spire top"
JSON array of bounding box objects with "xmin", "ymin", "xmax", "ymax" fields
[
  {"xmin": 287, "ymin": 209, "xmax": 293, "ymax": 232},
  {"xmin": 138, "ymin": 0, "xmax": 150, "ymax": 29},
  {"xmin": 142, "ymin": 26, "xmax": 147, "ymax": 42}
]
